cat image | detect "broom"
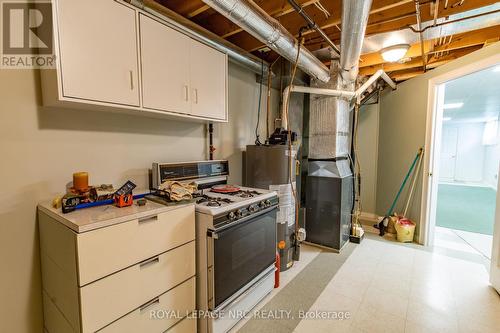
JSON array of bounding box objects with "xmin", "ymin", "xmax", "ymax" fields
[{"xmin": 376, "ymin": 148, "xmax": 423, "ymax": 236}]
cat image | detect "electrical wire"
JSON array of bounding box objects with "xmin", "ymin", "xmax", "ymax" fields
[
  {"xmin": 283, "ymin": 32, "xmax": 305, "ymax": 239},
  {"xmin": 351, "ymin": 102, "xmax": 363, "ymax": 235},
  {"xmin": 266, "ymin": 57, "xmax": 281, "ymax": 141},
  {"xmin": 255, "ymin": 58, "xmax": 265, "ymax": 145},
  {"xmin": 314, "ymin": 1, "xmax": 331, "ymax": 18}
]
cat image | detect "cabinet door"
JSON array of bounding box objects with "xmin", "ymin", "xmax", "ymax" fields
[
  {"xmin": 190, "ymin": 41, "xmax": 227, "ymax": 120},
  {"xmin": 57, "ymin": 0, "xmax": 140, "ymax": 106},
  {"xmin": 140, "ymin": 15, "xmax": 190, "ymax": 113}
]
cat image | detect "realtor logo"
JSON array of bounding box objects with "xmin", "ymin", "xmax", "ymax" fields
[{"xmin": 1, "ymin": 1, "xmax": 55, "ymax": 68}]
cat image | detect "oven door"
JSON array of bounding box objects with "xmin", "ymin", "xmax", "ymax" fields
[{"xmin": 207, "ymin": 206, "xmax": 277, "ymax": 310}]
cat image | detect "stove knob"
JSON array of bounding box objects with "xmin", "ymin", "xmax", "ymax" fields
[
  {"xmin": 228, "ymin": 211, "xmax": 236, "ymax": 220},
  {"xmin": 259, "ymin": 201, "xmax": 267, "ymax": 208},
  {"xmin": 265, "ymin": 200, "xmax": 272, "ymax": 207},
  {"xmin": 249, "ymin": 204, "xmax": 258, "ymax": 213},
  {"xmin": 235, "ymin": 209, "xmax": 244, "ymax": 217}
]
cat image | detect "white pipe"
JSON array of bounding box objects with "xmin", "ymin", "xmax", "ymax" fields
[
  {"xmin": 281, "ymin": 85, "xmax": 356, "ymax": 130},
  {"xmin": 290, "ymin": 86, "xmax": 356, "ymax": 99},
  {"xmin": 354, "ymin": 70, "xmax": 396, "ymax": 99},
  {"xmin": 281, "ymin": 70, "xmax": 396, "ymax": 129}
]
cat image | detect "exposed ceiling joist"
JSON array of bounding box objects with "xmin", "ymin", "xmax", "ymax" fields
[
  {"xmin": 392, "ymin": 68, "xmax": 425, "ymax": 81},
  {"xmin": 189, "ymin": 0, "xmax": 321, "ymax": 40},
  {"xmin": 228, "ymin": 0, "xmax": 498, "ymax": 53},
  {"xmin": 187, "ymin": 5, "xmax": 210, "ymax": 18},
  {"xmin": 157, "ymin": 0, "xmax": 500, "ymax": 82},
  {"xmin": 359, "ymin": 24, "xmax": 500, "ymax": 69},
  {"xmin": 359, "ymin": 45, "xmax": 481, "ymax": 76}
]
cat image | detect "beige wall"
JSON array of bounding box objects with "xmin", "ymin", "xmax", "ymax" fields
[
  {"xmin": 377, "ymin": 42, "xmax": 500, "ymax": 240},
  {"xmin": 0, "ymin": 62, "xmax": 276, "ymax": 333},
  {"xmin": 358, "ymin": 102, "xmax": 379, "ymax": 215}
]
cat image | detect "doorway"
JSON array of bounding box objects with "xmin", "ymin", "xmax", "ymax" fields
[{"xmin": 427, "ymin": 64, "xmax": 500, "ymax": 262}]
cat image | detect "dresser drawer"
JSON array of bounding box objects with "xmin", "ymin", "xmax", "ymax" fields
[
  {"xmin": 167, "ymin": 316, "xmax": 197, "ymax": 333},
  {"xmin": 80, "ymin": 241, "xmax": 195, "ymax": 333},
  {"xmin": 76, "ymin": 205, "xmax": 194, "ymax": 285},
  {"xmin": 97, "ymin": 276, "xmax": 196, "ymax": 333}
]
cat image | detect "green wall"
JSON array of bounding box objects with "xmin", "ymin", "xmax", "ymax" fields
[{"xmin": 376, "ymin": 42, "xmax": 500, "ymax": 242}]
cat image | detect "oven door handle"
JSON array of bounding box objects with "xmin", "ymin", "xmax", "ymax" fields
[
  {"xmin": 207, "ymin": 230, "xmax": 219, "ymax": 239},
  {"xmin": 211, "ymin": 204, "xmax": 278, "ymax": 234},
  {"xmin": 214, "ymin": 265, "xmax": 275, "ymax": 312}
]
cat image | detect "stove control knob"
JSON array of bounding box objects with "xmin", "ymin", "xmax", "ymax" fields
[
  {"xmin": 259, "ymin": 201, "xmax": 267, "ymax": 208},
  {"xmin": 264, "ymin": 200, "xmax": 272, "ymax": 207},
  {"xmin": 228, "ymin": 211, "xmax": 236, "ymax": 220},
  {"xmin": 235, "ymin": 209, "xmax": 245, "ymax": 217},
  {"xmin": 249, "ymin": 204, "xmax": 258, "ymax": 213}
]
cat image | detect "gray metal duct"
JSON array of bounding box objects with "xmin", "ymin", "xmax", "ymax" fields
[
  {"xmin": 309, "ymin": 0, "xmax": 373, "ymax": 160},
  {"xmin": 201, "ymin": 0, "xmax": 331, "ymax": 83},
  {"xmin": 126, "ymin": 0, "xmax": 268, "ymax": 75},
  {"xmin": 339, "ymin": 0, "xmax": 373, "ymax": 84}
]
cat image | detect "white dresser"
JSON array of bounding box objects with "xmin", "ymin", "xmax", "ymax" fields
[{"xmin": 38, "ymin": 200, "xmax": 197, "ymax": 333}]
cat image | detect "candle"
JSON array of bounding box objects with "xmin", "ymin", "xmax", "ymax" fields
[{"xmin": 73, "ymin": 172, "xmax": 89, "ymax": 191}]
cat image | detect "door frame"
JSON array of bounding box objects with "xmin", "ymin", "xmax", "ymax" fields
[{"xmin": 420, "ymin": 54, "xmax": 500, "ymax": 247}]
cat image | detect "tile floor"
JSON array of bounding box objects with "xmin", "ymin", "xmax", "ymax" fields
[
  {"xmin": 234, "ymin": 233, "xmax": 500, "ymax": 333},
  {"xmin": 448, "ymin": 228, "xmax": 492, "ymax": 259},
  {"xmin": 434, "ymin": 226, "xmax": 491, "ymax": 266}
]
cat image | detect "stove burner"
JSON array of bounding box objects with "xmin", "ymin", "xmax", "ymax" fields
[
  {"xmin": 196, "ymin": 195, "xmax": 234, "ymax": 207},
  {"xmin": 229, "ymin": 190, "xmax": 262, "ymax": 198}
]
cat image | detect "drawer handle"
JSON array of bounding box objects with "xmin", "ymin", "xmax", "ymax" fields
[
  {"xmin": 138, "ymin": 215, "xmax": 158, "ymax": 224},
  {"xmin": 139, "ymin": 297, "xmax": 160, "ymax": 313},
  {"xmin": 139, "ymin": 256, "xmax": 160, "ymax": 269}
]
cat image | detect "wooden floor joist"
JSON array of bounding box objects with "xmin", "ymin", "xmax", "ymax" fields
[{"xmin": 156, "ymin": 0, "xmax": 500, "ymax": 81}]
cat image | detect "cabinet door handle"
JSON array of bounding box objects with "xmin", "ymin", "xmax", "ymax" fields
[
  {"xmin": 184, "ymin": 85, "xmax": 189, "ymax": 101},
  {"xmin": 194, "ymin": 88, "xmax": 198, "ymax": 104},
  {"xmin": 129, "ymin": 70, "xmax": 134, "ymax": 90},
  {"xmin": 139, "ymin": 256, "xmax": 160, "ymax": 269},
  {"xmin": 139, "ymin": 297, "xmax": 160, "ymax": 313}
]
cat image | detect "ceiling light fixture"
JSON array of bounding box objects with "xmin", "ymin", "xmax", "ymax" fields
[
  {"xmin": 443, "ymin": 102, "xmax": 464, "ymax": 109},
  {"xmin": 380, "ymin": 44, "xmax": 410, "ymax": 62}
]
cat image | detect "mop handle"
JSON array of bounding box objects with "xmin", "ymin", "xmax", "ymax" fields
[
  {"xmin": 403, "ymin": 149, "xmax": 424, "ymax": 217},
  {"xmin": 385, "ymin": 148, "xmax": 424, "ymax": 216}
]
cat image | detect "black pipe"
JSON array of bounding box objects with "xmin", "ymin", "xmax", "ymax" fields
[
  {"xmin": 287, "ymin": 0, "xmax": 340, "ymax": 57},
  {"xmin": 208, "ymin": 123, "xmax": 215, "ymax": 160}
]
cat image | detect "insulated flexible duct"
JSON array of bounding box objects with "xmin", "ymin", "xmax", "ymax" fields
[
  {"xmin": 201, "ymin": 0, "xmax": 331, "ymax": 83},
  {"xmin": 339, "ymin": 0, "xmax": 373, "ymax": 85}
]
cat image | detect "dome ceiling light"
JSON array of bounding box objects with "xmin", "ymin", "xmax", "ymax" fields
[{"xmin": 380, "ymin": 44, "xmax": 411, "ymax": 62}]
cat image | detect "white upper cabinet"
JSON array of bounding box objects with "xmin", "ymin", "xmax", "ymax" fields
[
  {"xmin": 190, "ymin": 40, "xmax": 227, "ymax": 120},
  {"xmin": 44, "ymin": 0, "xmax": 228, "ymax": 122},
  {"xmin": 140, "ymin": 14, "xmax": 227, "ymax": 120},
  {"xmin": 140, "ymin": 14, "xmax": 191, "ymax": 114},
  {"xmin": 56, "ymin": 0, "xmax": 140, "ymax": 106}
]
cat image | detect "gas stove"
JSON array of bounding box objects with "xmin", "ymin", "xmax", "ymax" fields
[{"xmin": 194, "ymin": 186, "xmax": 277, "ymax": 217}]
